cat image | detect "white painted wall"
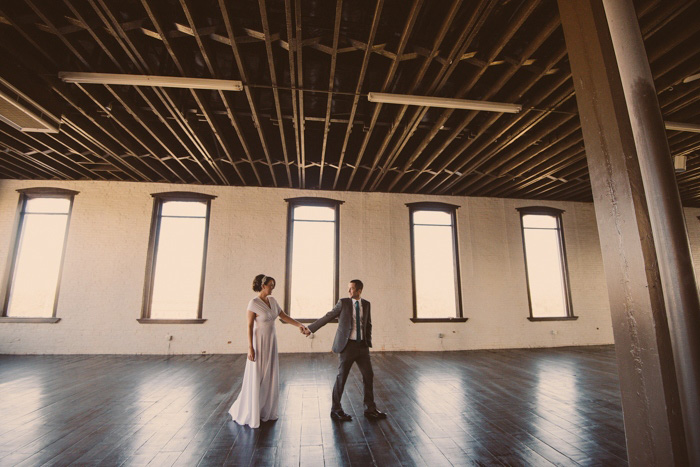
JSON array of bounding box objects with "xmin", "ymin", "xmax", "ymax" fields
[{"xmin": 0, "ymin": 178, "xmax": 665, "ymax": 355}]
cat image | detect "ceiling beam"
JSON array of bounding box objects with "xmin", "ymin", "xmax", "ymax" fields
[
  {"xmin": 344, "ymin": 0, "xmax": 424, "ymax": 191},
  {"xmin": 366, "ymin": 0, "xmax": 496, "ymax": 191},
  {"xmin": 258, "ymin": 0, "xmax": 293, "ymax": 187},
  {"xmin": 91, "ymin": 0, "xmax": 225, "ymax": 184},
  {"xmin": 358, "ymin": 0, "xmax": 468, "ymax": 191},
  {"xmin": 380, "ymin": 0, "xmax": 542, "ymax": 193},
  {"xmin": 218, "ymin": 0, "xmax": 279, "ymax": 187},
  {"xmin": 318, "ymin": 0, "xmax": 343, "ymax": 189},
  {"xmin": 331, "ymin": 0, "xmax": 384, "ymax": 189}
]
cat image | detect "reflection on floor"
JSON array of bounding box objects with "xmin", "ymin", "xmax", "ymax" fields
[{"xmin": 0, "ymin": 346, "xmax": 626, "ymax": 466}]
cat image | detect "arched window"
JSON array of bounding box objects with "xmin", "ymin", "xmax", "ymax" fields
[
  {"xmin": 406, "ymin": 202, "xmax": 466, "ymax": 322},
  {"xmin": 2, "ymin": 187, "xmax": 79, "ymax": 322},
  {"xmin": 516, "ymin": 206, "xmax": 577, "ymax": 321},
  {"xmin": 140, "ymin": 192, "xmax": 215, "ymax": 323},
  {"xmin": 284, "ymin": 197, "xmax": 343, "ymax": 320}
]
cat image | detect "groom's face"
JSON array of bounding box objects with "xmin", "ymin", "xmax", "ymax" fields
[{"xmin": 348, "ymin": 282, "xmax": 362, "ymax": 300}]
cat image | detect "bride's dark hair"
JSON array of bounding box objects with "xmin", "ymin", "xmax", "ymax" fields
[{"xmin": 252, "ymin": 274, "xmax": 274, "ymax": 292}]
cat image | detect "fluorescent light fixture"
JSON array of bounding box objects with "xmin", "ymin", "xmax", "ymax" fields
[
  {"xmin": 682, "ymin": 73, "xmax": 700, "ymax": 84},
  {"xmin": 59, "ymin": 72, "xmax": 243, "ymax": 91},
  {"xmin": 674, "ymin": 155, "xmax": 687, "ymax": 173},
  {"xmin": 665, "ymin": 121, "xmax": 700, "ymax": 133},
  {"xmin": 366, "ymin": 92, "xmax": 522, "ymax": 113},
  {"xmin": 0, "ymin": 78, "xmax": 59, "ymax": 133}
]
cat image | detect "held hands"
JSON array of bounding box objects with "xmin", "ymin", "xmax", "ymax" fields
[
  {"xmin": 299, "ymin": 325, "xmax": 311, "ymax": 337},
  {"xmin": 247, "ymin": 347, "xmax": 255, "ymax": 362}
]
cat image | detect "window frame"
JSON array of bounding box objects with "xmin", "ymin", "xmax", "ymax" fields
[
  {"xmin": 406, "ymin": 202, "xmax": 467, "ymax": 323},
  {"xmin": 139, "ymin": 191, "xmax": 215, "ymax": 324},
  {"xmin": 284, "ymin": 197, "xmax": 343, "ymax": 323},
  {"xmin": 1, "ymin": 187, "xmax": 79, "ymax": 323},
  {"xmin": 516, "ymin": 206, "xmax": 578, "ymax": 322}
]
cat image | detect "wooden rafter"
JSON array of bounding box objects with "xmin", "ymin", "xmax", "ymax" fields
[
  {"xmin": 396, "ymin": 11, "xmax": 562, "ymax": 193},
  {"xmin": 365, "ymin": 0, "xmax": 495, "ymax": 191},
  {"xmin": 90, "ymin": 0, "xmax": 224, "ymax": 183},
  {"xmin": 318, "ymin": 0, "xmax": 343, "ymax": 188},
  {"xmin": 283, "ymin": 0, "xmax": 302, "ymax": 187},
  {"xmin": 218, "ymin": 0, "xmax": 278, "ymax": 187},
  {"xmin": 293, "ymin": 0, "xmax": 306, "ymax": 188},
  {"xmin": 139, "ymin": 0, "xmax": 235, "ymax": 185},
  {"xmin": 0, "ymin": 0, "xmax": 696, "ymax": 204},
  {"xmin": 180, "ymin": 0, "xmax": 261, "ymax": 186},
  {"xmin": 331, "ymin": 0, "xmax": 384, "ymax": 189},
  {"xmin": 358, "ymin": 0, "xmax": 467, "ymax": 191},
  {"xmin": 376, "ymin": 0, "xmax": 541, "ymax": 192},
  {"xmin": 344, "ymin": 0, "xmax": 424, "ymax": 190},
  {"xmin": 258, "ymin": 0, "xmax": 293, "ymax": 187}
]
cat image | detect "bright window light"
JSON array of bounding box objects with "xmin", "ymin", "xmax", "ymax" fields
[
  {"xmin": 520, "ymin": 212, "xmax": 572, "ymax": 318},
  {"xmin": 6, "ymin": 197, "xmax": 71, "ymax": 317},
  {"xmin": 149, "ymin": 201, "xmax": 208, "ymax": 319},
  {"xmin": 409, "ymin": 205, "xmax": 462, "ymax": 319},
  {"xmin": 288, "ymin": 204, "xmax": 337, "ymax": 318}
]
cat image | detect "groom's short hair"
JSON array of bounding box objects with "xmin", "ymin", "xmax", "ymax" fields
[{"xmin": 350, "ymin": 279, "xmax": 363, "ymax": 291}]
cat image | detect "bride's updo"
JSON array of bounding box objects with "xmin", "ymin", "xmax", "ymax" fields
[{"xmin": 252, "ymin": 274, "xmax": 274, "ymax": 292}]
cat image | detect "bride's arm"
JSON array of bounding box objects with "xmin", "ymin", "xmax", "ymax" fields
[
  {"xmin": 246, "ymin": 310, "xmax": 255, "ymax": 361},
  {"xmin": 278, "ymin": 310, "xmax": 307, "ymax": 332}
]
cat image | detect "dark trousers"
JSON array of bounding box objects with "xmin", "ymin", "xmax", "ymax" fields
[{"xmin": 332, "ymin": 340, "xmax": 376, "ymax": 412}]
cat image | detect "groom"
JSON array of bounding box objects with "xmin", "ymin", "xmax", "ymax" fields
[{"xmin": 305, "ymin": 279, "xmax": 387, "ymax": 421}]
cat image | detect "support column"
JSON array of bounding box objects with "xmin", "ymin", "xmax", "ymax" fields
[
  {"xmin": 557, "ymin": 0, "xmax": 691, "ymax": 464},
  {"xmin": 602, "ymin": 2, "xmax": 700, "ymax": 463}
]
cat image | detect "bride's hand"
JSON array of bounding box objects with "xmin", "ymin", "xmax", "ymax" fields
[{"xmin": 247, "ymin": 347, "xmax": 255, "ymax": 362}]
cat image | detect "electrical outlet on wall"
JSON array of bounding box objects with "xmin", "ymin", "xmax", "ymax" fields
[{"xmin": 438, "ymin": 333, "xmax": 444, "ymax": 338}]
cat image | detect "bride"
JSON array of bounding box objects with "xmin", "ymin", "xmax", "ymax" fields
[{"xmin": 229, "ymin": 274, "xmax": 309, "ymax": 428}]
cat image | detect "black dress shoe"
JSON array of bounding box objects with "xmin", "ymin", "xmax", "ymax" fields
[
  {"xmin": 330, "ymin": 410, "xmax": 352, "ymax": 421},
  {"xmin": 364, "ymin": 409, "xmax": 387, "ymax": 420}
]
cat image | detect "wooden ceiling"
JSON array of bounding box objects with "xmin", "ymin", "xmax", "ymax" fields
[{"xmin": 0, "ymin": 0, "xmax": 698, "ymax": 203}]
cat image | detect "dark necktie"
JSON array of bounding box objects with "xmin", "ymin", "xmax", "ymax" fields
[{"xmin": 355, "ymin": 300, "xmax": 361, "ymax": 342}]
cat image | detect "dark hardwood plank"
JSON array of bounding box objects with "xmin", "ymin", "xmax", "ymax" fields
[{"xmin": 0, "ymin": 346, "xmax": 627, "ymax": 466}]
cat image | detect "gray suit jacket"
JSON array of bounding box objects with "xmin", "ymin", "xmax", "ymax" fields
[{"xmin": 307, "ymin": 297, "xmax": 372, "ymax": 353}]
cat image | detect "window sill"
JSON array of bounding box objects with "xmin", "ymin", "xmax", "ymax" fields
[
  {"xmin": 527, "ymin": 316, "xmax": 579, "ymax": 322},
  {"xmin": 410, "ymin": 317, "xmax": 468, "ymax": 323},
  {"xmin": 0, "ymin": 317, "xmax": 61, "ymax": 323},
  {"xmin": 137, "ymin": 319, "xmax": 207, "ymax": 324}
]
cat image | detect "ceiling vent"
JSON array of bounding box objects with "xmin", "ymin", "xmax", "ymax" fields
[{"xmin": 0, "ymin": 78, "xmax": 59, "ymax": 133}]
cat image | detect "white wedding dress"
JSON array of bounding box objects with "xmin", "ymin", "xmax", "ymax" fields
[{"xmin": 229, "ymin": 296, "xmax": 280, "ymax": 428}]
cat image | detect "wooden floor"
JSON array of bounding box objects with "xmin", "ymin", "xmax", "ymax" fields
[{"xmin": 0, "ymin": 346, "xmax": 627, "ymax": 466}]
